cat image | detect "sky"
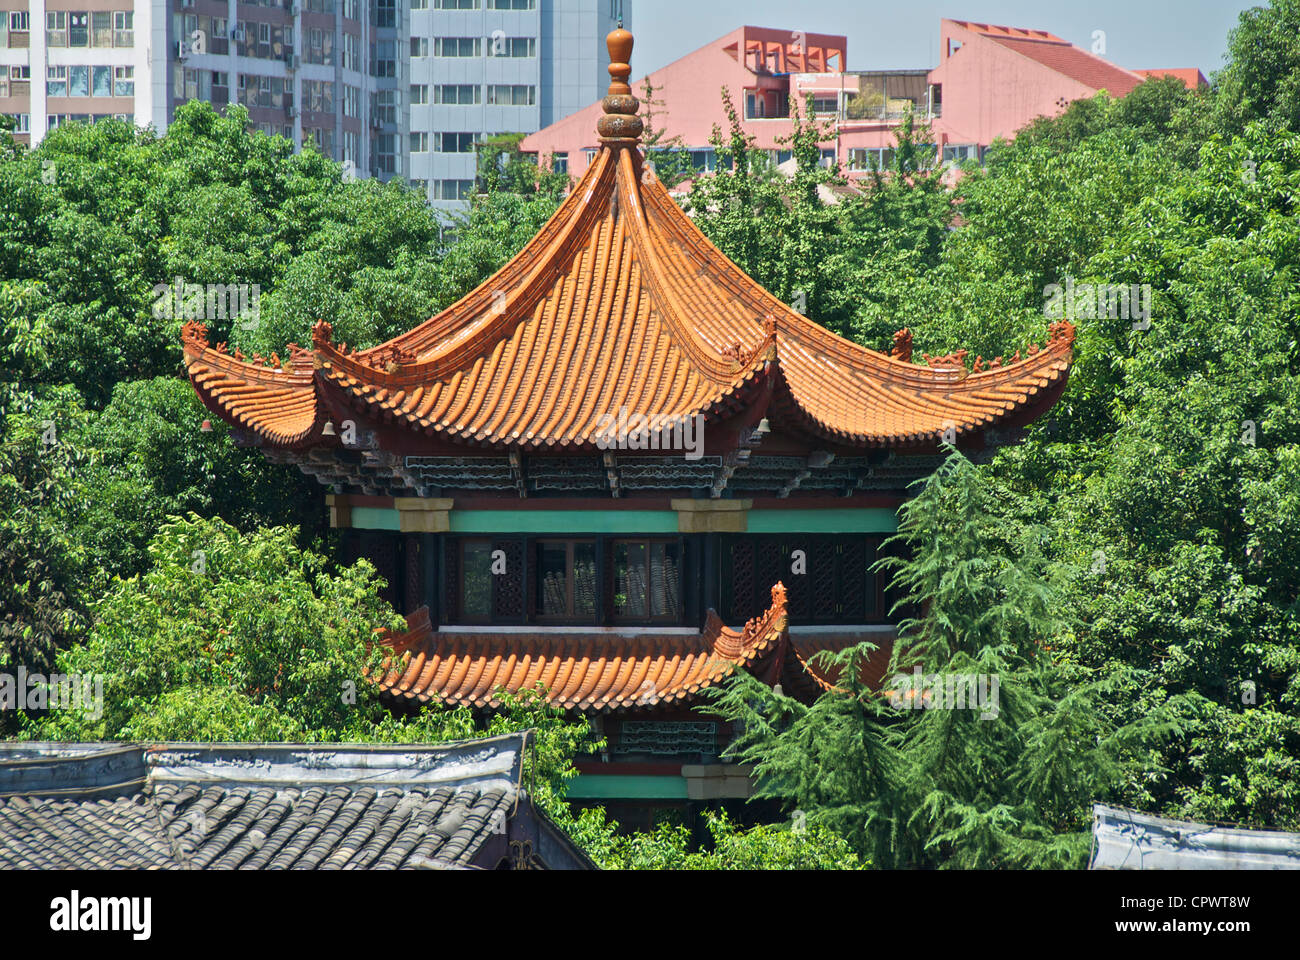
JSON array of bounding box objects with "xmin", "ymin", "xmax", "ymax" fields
[{"xmin": 628, "ymin": 0, "xmax": 1259, "ymax": 78}]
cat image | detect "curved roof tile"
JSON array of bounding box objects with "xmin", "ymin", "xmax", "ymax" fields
[
  {"xmin": 182, "ymin": 30, "xmax": 1073, "ymax": 452},
  {"xmin": 374, "ymin": 584, "xmax": 795, "ymax": 712}
]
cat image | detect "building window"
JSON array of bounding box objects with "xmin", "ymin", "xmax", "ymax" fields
[
  {"xmin": 433, "ymin": 84, "xmax": 479, "ymax": 105},
  {"xmin": 311, "ymin": 128, "xmax": 335, "ymax": 156},
  {"xmin": 848, "ymin": 147, "xmax": 895, "ymax": 172},
  {"xmin": 433, "ymin": 0, "xmax": 479, "ymax": 7},
  {"xmin": 69, "ymin": 12, "xmax": 89, "ymax": 47},
  {"xmin": 113, "ymin": 66, "xmax": 134, "ymax": 96},
  {"xmin": 373, "ymin": 0, "xmax": 397, "ymax": 28},
  {"xmin": 372, "ymin": 133, "xmax": 399, "ymax": 175},
  {"xmin": 410, "ymin": 84, "xmax": 428, "ymax": 105},
  {"xmin": 688, "ymin": 148, "xmax": 716, "ymax": 172},
  {"xmin": 720, "ymin": 535, "xmax": 882, "ymax": 625},
  {"xmin": 432, "ymin": 179, "xmax": 473, "ymax": 201},
  {"xmin": 8, "ymin": 113, "xmax": 30, "ymax": 133},
  {"xmin": 486, "ymin": 36, "xmax": 536, "ymax": 58},
  {"xmin": 9, "ymin": 65, "xmax": 31, "ymax": 80},
  {"xmin": 371, "ymin": 39, "xmax": 396, "ymax": 77},
  {"xmin": 486, "ymin": 84, "xmax": 535, "ymax": 106},
  {"xmin": 343, "ymin": 0, "xmax": 359, "ymax": 20},
  {"xmin": 535, "ymin": 541, "xmax": 597, "ymax": 621},
  {"xmin": 613, "ymin": 540, "xmax": 682, "ymax": 622},
  {"xmin": 46, "ymin": 66, "xmax": 68, "ymax": 97},
  {"xmin": 459, "ymin": 540, "xmax": 493, "ymax": 620},
  {"xmin": 410, "ymin": 131, "xmax": 428, "ymax": 152},
  {"xmin": 68, "ymin": 65, "xmax": 90, "ymax": 97},
  {"xmin": 371, "ymin": 88, "xmax": 399, "ymax": 124},
  {"xmin": 91, "ymin": 11, "xmax": 112, "ymax": 47},
  {"xmin": 487, "ymin": 0, "xmax": 535, "ymax": 8},
  {"xmin": 8, "ymin": 12, "xmax": 29, "ymax": 34},
  {"xmin": 307, "ymin": 27, "xmax": 333, "ymax": 65},
  {"xmin": 812, "ymin": 95, "xmax": 838, "ymax": 116},
  {"xmin": 342, "ymin": 33, "xmax": 359, "ymax": 70},
  {"xmin": 343, "ymin": 84, "xmax": 360, "ymax": 117},
  {"xmin": 46, "ymin": 12, "xmax": 67, "ymax": 47},
  {"xmin": 942, "ymin": 143, "xmax": 980, "ymax": 164},
  {"xmin": 304, "ymin": 79, "xmax": 335, "ymax": 113},
  {"xmin": 92, "ymin": 65, "xmax": 111, "ymax": 97},
  {"xmin": 433, "ymin": 37, "xmax": 481, "ymax": 57},
  {"xmin": 551, "ymin": 154, "xmax": 568, "ymax": 174},
  {"xmin": 113, "ymin": 11, "xmax": 134, "ymax": 47},
  {"xmin": 433, "ymin": 132, "xmax": 476, "ymax": 153},
  {"xmin": 410, "ymin": 37, "xmax": 428, "ymax": 58}
]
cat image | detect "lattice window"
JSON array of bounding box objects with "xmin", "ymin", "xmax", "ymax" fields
[
  {"xmin": 722, "ymin": 535, "xmax": 883, "ymax": 624},
  {"xmin": 840, "ymin": 538, "xmax": 869, "ymax": 620},
  {"xmin": 811, "ymin": 539, "xmax": 838, "ymax": 619},
  {"xmin": 364, "ymin": 532, "xmax": 400, "ymax": 611},
  {"xmin": 725, "ymin": 538, "xmax": 755, "ymax": 622},
  {"xmin": 615, "ymin": 722, "xmax": 718, "ymax": 757},
  {"xmin": 492, "ymin": 539, "xmax": 524, "ymax": 619},
  {"xmin": 404, "ymin": 535, "xmax": 422, "ymax": 615}
]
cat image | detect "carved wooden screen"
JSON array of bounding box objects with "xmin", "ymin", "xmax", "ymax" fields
[{"xmin": 721, "ymin": 534, "xmax": 884, "ymax": 625}]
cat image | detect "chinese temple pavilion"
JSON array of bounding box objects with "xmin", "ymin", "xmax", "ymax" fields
[{"xmin": 181, "ymin": 27, "xmax": 1074, "ymax": 812}]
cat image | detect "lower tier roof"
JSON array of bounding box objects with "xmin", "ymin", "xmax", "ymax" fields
[{"xmin": 374, "ymin": 584, "xmax": 892, "ymax": 713}]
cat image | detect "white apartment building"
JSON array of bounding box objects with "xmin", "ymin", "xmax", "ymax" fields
[{"xmin": 0, "ymin": 0, "xmax": 625, "ymax": 205}]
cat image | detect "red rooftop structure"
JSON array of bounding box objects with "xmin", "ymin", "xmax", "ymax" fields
[{"xmin": 522, "ymin": 18, "xmax": 1205, "ymax": 182}]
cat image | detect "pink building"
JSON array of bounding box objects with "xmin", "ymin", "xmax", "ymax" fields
[{"xmin": 521, "ymin": 19, "xmax": 1205, "ymax": 183}]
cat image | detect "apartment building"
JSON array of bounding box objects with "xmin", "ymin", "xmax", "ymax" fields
[
  {"xmin": 521, "ymin": 20, "xmax": 1207, "ymax": 184},
  {"xmin": 0, "ymin": 0, "xmax": 625, "ymax": 208},
  {"xmin": 0, "ymin": 0, "xmax": 402, "ymax": 181},
  {"xmin": 407, "ymin": 0, "xmax": 625, "ymax": 209}
]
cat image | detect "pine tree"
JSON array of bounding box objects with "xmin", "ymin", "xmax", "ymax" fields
[{"xmin": 704, "ymin": 449, "xmax": 1179, "ymax": 868}]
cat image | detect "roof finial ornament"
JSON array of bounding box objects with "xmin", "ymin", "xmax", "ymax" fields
[{"xmin": 598, "ymin": 26, "xmax": 643, "ymax": 143}]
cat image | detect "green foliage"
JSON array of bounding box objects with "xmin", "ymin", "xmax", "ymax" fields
[
  {"xmin": 565, "ymin": 808, "xmax": 867, "ymax": 870},
  {"xmin": 0, "ymin": 388, "xmax": 92, "ymax": 697},
  {"xmin": 639, "ymin": 78, "xmax": 694, "ymax": 188},
  {"xmin": 475, "ymin": 132, "xmax": 570, "ymax": 199},
  {"xmin": 23, "ymin": 514, "xmax": 402, "ymax": 740},
  {"xmin": 685, "ymin": 91, "xmax": 863, "ymax": 336},
  {"xmin": 1214, "ymin": 0, "xmax": 1300, "ymax": 135},
  {"xmin": 705, "ymin": 452, "xmax": 1177, "ymax": 868}
]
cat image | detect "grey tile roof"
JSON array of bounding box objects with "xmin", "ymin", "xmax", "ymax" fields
[
  {"xmin": 0, "ymin": 735, "xmax": 592, "ymax": 870},
  {"xmin": 1091, "ymin": 803, "xmax": 1300, "ymax": 870}
]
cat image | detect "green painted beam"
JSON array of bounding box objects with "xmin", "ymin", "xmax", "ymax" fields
[
  {"xmin": 567, "ymin": 774, "xmax": 689, "ymax": 800},
  {"xmin": 344, "ymin": 505, "xmax": 899, "ymax": 535},
  {"xmin": 349, "ymin": 507, "xmax": 401, "ymax": 531},
  {"xmin": 450, "ymin": 510, "xmax": 679, "ymax": 534},
  {"xmin": 748, "ymin": 508, "xmax": 897, "ymax": 533}
]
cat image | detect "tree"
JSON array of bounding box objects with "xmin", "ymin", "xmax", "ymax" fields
[
  {"xmin": 705, "ymin": 451, "xmax": 1175, "ymax": 868},
  {"xmin": 0, "ymin": 388, "xmax": 91, "ymax": 716},
  {"xmin": 1214, "ymin": 0, "xmax": 1300, "ymax": 136},
  {"xmin": 685, "ymin": 91, "xmax": 858, "ymax": 335},
  {"xmin": 475, "ymin": 132, "xmax": 570, "ymax": 200},
  {"xmin": 639, "ymin": 78, "xmax": 694, "ymax": 188}
]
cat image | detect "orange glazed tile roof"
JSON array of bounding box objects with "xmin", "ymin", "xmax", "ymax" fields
[
  {"xmin": 182, "ymin": 28, "xmax": 1074, "ymax": 455},
  {"xmin": 375, "ymin": 584, "xmax": 801, "ymax": 712}
]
